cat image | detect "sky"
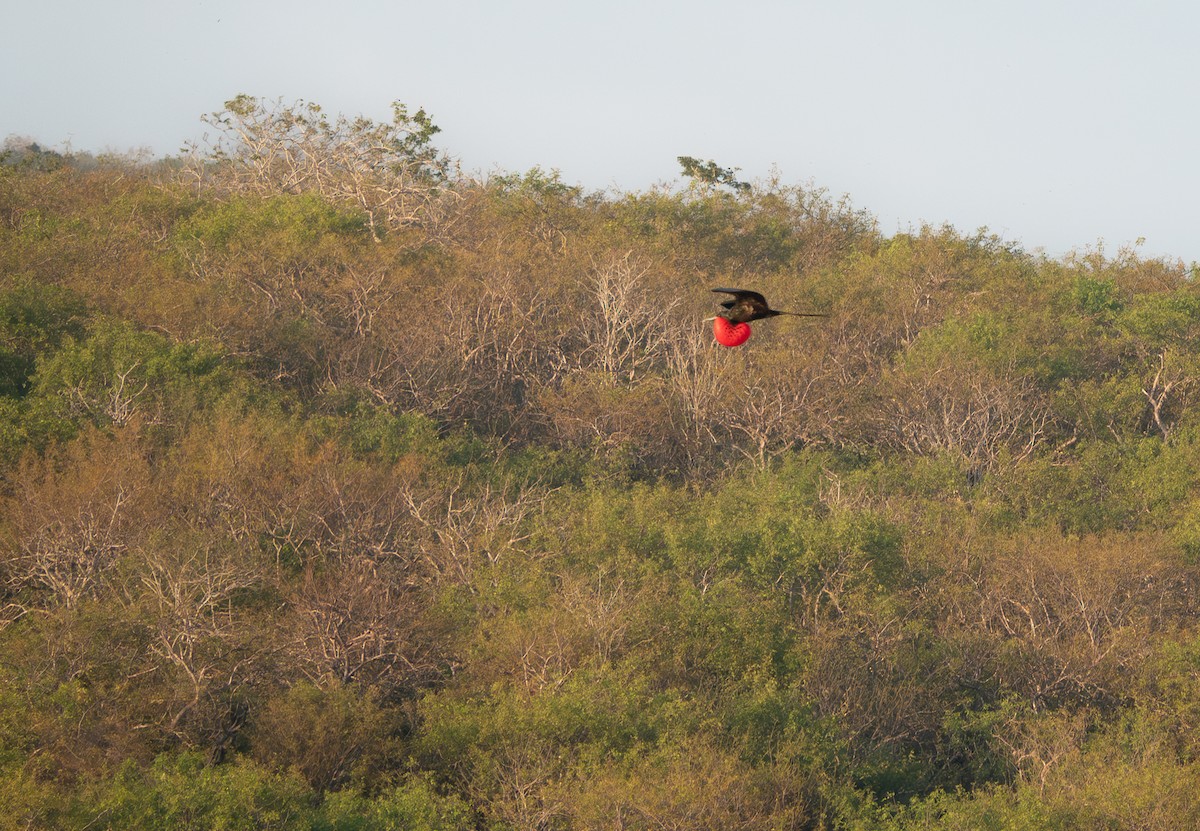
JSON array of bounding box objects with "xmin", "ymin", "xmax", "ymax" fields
[{"xmin": 3, "ymin": 0, "xmax": 1197, "ymax": 263}]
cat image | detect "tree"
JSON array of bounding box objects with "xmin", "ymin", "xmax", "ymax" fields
[
  {"xmin": 190, "ymin": 94, "xmax": 453, "ymax": 241},
  {"xmin": 1, "ymin": 427, "xmax": 151, "ymax": 619},
  {"xmin": 678, "ymin": 156, "xmax": 752, "ymax": 194},
  {"xmin": 247, "ymin": 681, "xmax": 394, "ymax": 792},
  {"xmin": 286, "ymin": 557, "xmax": 446, "ymax": 693},
  {"xmin": 136, "ymin": 535, "xmax": 270, "ymax": 745}
]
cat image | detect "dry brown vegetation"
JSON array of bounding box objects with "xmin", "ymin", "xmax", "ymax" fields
[{"xmin": 1, "ymin": 99, "xmax": 1200, "ymax": 829}]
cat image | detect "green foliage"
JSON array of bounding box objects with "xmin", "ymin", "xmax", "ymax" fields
[
  {"xmin": 29, "ymin": 317, "xmax": 233, "ymax": 442},
  {"xmin": 248, "ymin": 682, "xmax": 397, "ymax": 792},
  {"xmin": 174, "ymin": 194, "xmax": 370, "ymax": 254},
  {"xmin": 0, "ymin": 279, "xmax": 91, "ymax": 459},
  {"xmin": 1072, "ymin": 273, "xmax": 1124, "ymax": 317},
  {"xmin": 0, "ymin": 278, "xmax": 87, "ymax": 396},
  {"xmin": 309, "ymin": 388, "xmax": 445, "ymax": 461},
  {"xmin": 318, "ymin": 778, "xmax": 474, "ymax": 831},
  {"xmin": 87, "ymin": 753, "xmax": 314, "ymax": 831},
  {"xmin": 677, "ymin": 155, "xmax": 752, "ymax": 194}
]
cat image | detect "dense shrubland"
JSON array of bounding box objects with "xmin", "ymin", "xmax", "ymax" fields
[{"xmin": 2, "ymin": 98, "xmax": 1200, "ymax": 829}]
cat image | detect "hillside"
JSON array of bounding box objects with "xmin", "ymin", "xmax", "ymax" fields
[{"xmin": 2, "ymin": 97, "xmax": 1199, "ymax": 829}]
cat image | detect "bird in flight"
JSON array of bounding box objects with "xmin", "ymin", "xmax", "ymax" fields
[
  {"xmin": 709, "ymin": 288, "xmax": 826, "ymax": 347},
  {"xmin": 711, "ymin": 288, "xmax": 827, "ymax": 324}
]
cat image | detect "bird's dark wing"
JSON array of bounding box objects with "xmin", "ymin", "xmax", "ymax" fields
[{"xmin": 711, "ymin": 287, "xmax": 769, "ymax": 306}]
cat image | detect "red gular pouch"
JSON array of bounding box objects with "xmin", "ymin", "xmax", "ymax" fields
[{"xmin": 713, "ymin": 316, "xmax": 751, "ymax": 347}]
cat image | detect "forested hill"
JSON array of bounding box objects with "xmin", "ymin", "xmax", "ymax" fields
[{"xmin": 2, "ymin": 97, "xmax": 1199, "ymax": 829}]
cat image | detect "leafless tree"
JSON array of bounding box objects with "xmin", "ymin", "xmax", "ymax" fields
[
  {"xmin": 575, "ymin": 252, "xmax": 678, "ymax": 384},
  {"xmin": 944, "ymin": 532, "xmax": 1194, "ymax": 710},
  {"xmin": 288, "ymin": 557, "xmax": 444, "ymax": 691},
  {"xmin": 1, "ymin": 431, "xmax": 150, "ymax": 619},
  {"xmin": 876, "ymin": 362, "xmax": 1052, "ymax": 467},
  {"xmin": 993, "ymin": 705, "xmax": 1090, "ymax": 794},
  {"xmin": 398, "ymin": 475, "xmax": 546, "ymax": 587},
  {"xmin": 187, "ymin": 94, "xmax": 456, "ymax": 241},
  {"xmin": 1140, "ymin": 348, "xmax": 1196, "ymax": 440},
  {"xmin": 138, "ymin": 541, "xmax": 268, "ymax": 738}
]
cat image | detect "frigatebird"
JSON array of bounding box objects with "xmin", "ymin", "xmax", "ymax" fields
[
  {"xmin": 711, "ymin": 288, "xmax": 827, "ymax": 324},
  {"xmin": 708, "ymin": 288, "xmax": 826, "ymax": 348}
]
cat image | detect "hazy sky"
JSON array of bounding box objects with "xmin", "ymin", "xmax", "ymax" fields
[{"xmin": 3, "ymin": 0, "xmax": 1197, "ymax": 262}]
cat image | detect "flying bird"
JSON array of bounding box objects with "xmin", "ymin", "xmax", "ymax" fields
[
  {"xmin": 711, "ymin": 288, "xmax": 827, "ymax": 324},
  {"xmin": 709, "ymin": 288, "xmax": 826, "ymax": 348}
]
